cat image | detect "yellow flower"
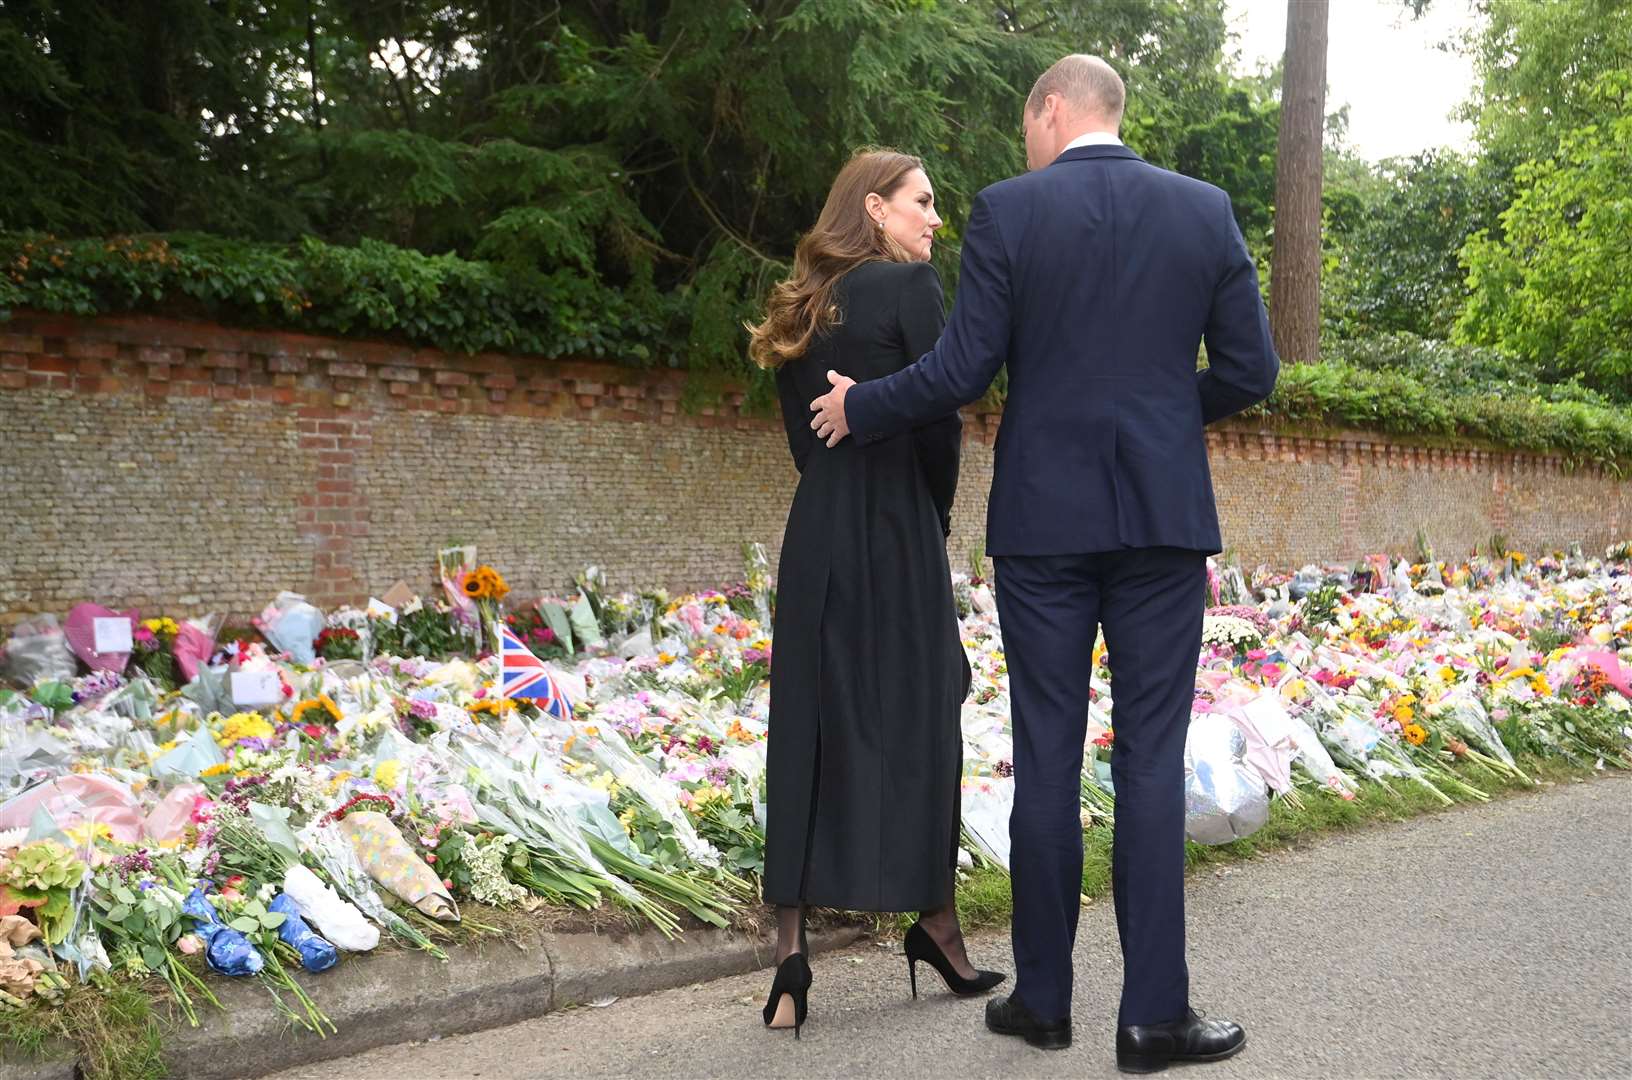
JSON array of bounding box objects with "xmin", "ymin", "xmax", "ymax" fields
[
  {"xmin": 1403, "ymin": 723, "xmax": 1428, "ymax": 746},
  {"xmin": 1529, "ymin": 675, "xmax": 1551, "ymax": 696},
  {"xmin": 65, "ymin": 822, "xmax": 114, "ymax": 847},
  {"xmin": 200, "ymin": 763, "xmax": 232, "ymax": 778},
  {"xmin": 658, "ymin": 652, "xmax": 675, "ymax": 664},
  {"xmin": 374, "ymin": 760, "xmax": 401, "ymax": 790},
  {"xmin": 1439, "ymin": 666, "xmax": 1458, "ymax": 683},
  {"xmin": 1393, "ymin": 704, "xmax": 1415, "ymax": 723},
  {"xmin": 214, "ymin": 711, "xmax": 275, "ymax": 746}
]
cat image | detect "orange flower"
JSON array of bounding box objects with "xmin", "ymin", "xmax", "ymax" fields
[
  {"xmin": 461, "ymin": 573, "xmax": 485, "ymax": 599},
  {"xmin": 1402, "ymin": 723, "xmax": 1428, "ymax": 746}
]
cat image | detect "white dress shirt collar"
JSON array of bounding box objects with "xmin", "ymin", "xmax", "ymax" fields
[{"xmin": 1060, "ymin": 131, "xmax": 1124, "ymax": 153}]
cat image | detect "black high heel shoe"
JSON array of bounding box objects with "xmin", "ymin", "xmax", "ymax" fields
[
  {"xmin": 904, "ymin": 922, "xmax": 1006, "ymax": 998},
  {"xmin": 762, "ymin": 952, "xmax": 813, "ymax": 1038}
]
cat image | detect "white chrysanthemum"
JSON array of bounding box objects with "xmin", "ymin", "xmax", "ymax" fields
[{"xmin": 1201, "ymin": 614, "xmax": 1262, "ymax": 650}]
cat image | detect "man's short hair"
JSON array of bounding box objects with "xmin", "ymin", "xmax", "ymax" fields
[{"xmin": 1026, "ymin": 54, "xmax": 1126, "ymax": 126}]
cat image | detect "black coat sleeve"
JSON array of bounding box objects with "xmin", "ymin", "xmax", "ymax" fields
[
  {"xmin": 896, "ymin": 263, "xmax": 961, "ymax": 537},
  {"xmin": 776, "ymin": 363, "xmax": 817, "ymax": 473}
]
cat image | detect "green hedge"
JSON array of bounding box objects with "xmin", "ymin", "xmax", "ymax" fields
[
  {"xmin": 3, "ymin": 232, "xmax": 1628, "ymax": 469},
  {"xmin": 1255, "ymin": 360, "xmax": 1632, "ymax": 470},
  {"xmin": 0, "ymin": 231, "xmax": 673, "ymax": 363}
]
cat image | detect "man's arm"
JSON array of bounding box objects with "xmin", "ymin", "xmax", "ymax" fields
[
  {"xmin": 812, "ymin": 190, "xmax": 1013, "ymax": 445},
  {"xmin": 1197, "ymin": 195, "xmax": 1279, "ymax": 424}
]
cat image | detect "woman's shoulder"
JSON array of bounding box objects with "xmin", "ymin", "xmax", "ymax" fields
[{"xmin": 840, "ymin": 259, "xmax": 942, "ymax": 307}]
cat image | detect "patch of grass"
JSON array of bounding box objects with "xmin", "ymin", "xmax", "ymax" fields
[
  {"xmin": 0, "ymin": 983, "xmax": 167, "ymax": 1080},
  {"xmin": 943, "ymin": 756, "xmax": 1604, "ymax": 934}
]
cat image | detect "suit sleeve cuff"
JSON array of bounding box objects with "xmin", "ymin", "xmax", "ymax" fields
[{"xmin": 846, "ymin": 380, "xmax": 887, "ymax": 444}]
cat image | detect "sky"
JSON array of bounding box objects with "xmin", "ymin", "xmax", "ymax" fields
[{"xmin": 1225, "ymin": 0, "xmax": 1481, "ymax": 161}]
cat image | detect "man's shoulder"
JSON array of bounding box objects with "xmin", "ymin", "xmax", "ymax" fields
[{"xmin": 980, "ymin": 157, "xmax": 1230, "ymax": 210}]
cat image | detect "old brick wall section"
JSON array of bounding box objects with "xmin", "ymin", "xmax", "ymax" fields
[{"xmin": 1, "ymin": 313, "xmax": 1627, "ymax": 626}]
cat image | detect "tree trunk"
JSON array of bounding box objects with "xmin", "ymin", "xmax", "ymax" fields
[{"xmin": 1269, "ymin": 0, "xmax": 1329, "ymax": 364}]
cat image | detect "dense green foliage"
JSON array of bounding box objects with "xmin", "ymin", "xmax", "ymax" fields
[
  {"xmin": 1456, "ymin": 78, "xmax": 1632, "ymax": 399},
  {"xmin": 1, "ymin": 0, "xmax": 1628, "ymax": 451},
  {"xmin": 1322, "ymin": 150, "xmax": 1507, "ymax": 341},
  {"xmin": 0, "ymin": 0, "xmax": 1278, "ymax": 385}
]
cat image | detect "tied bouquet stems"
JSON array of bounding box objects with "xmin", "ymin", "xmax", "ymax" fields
[{"xmin": 88, "ymin": 859, "xmax": 221, "ymax": 1027}]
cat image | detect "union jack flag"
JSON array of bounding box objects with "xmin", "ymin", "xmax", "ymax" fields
[{"xmin": 498, "ymin": 624, "xmax": 573, "ymax": 719}]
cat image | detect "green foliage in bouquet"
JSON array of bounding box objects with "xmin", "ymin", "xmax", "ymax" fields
[
  {"xmin": 1299, "ymin": 585, "xmax": 1343, "ymax": 635},
  {"xmin": 0, "ymin": 841, "xmax": 85, "ymax": 944}
]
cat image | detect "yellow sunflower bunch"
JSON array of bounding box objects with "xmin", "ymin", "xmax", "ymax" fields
[{"xmin": 460, "ymin": 565, "xmax": 510, "ymax": 601}]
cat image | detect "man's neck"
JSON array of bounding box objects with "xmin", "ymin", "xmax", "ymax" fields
[{"xmin": 1060, "ymin": 129, "xmax": 1122, "ymax": 155}]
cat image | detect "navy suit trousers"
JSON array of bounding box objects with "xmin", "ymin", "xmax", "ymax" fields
[{"xmin": 994, "ymin": 547, "xmax": 1205, "ymax": 1027}]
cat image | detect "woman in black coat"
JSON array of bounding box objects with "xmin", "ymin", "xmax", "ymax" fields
[{"xmin": 746, "ymin": 150, "xmax": 1004, "ymax": 1037}]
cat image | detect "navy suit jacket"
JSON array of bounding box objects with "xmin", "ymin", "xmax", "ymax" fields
[{"xmin": 845, "ymin": 144, "xmax": 1279, "ymax": 557}]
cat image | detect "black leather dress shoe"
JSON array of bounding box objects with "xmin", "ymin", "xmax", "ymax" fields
[
  {"xmin": 984, "ymin": 994, "xmax": 1071, "ymax": 1050},
  {"xmin": 1116, "ymin": 1009, "xmax": 1245, "ymax": 1073}
]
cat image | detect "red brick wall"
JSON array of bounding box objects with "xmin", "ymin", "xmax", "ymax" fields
[{"xmin": 0, "ymin": 312, "xmax": 1626, "ymax": 626}]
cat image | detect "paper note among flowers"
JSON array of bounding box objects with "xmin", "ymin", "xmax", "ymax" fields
[
  {"xmin": 230, "ymin": 670, "xmax": 284, "ymax": 707},
  {"xmin": 92, "ymin": 617, "xmax": 133, "ymax": 655}
]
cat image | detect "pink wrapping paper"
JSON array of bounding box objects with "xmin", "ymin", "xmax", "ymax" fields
[
  {"xmin": 63, "ymin": 605, "xmax": 139, "ymax": 674},
  {"xmin": 144, "ymin": 783, "xmax": 206, "ymax": 844},
  {"xmin": 0, "ymin": 775, "xmax": 144, "ymax": 843},
  {"xmin": 172, "ymin": 623, "xmax": 218, "ymax": 682}
]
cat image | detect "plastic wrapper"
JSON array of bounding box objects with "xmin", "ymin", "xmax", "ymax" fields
[
  {"xmin": 0, "ymin": 730, "xmax": 76, "ymax": 801},
  {"xmin": 569, "ymin": 594, "xmax": 604, "ymax": 652},
  {"xmin": 1183, "ymin": 714, "xmax": 1270, "ymax": 845},
  {"xmin": 960, "ymin": 777, "xmax": 1015, "ymax": 869},
  {"xmin": 145, "ymin": 783, "xmax": 205, "ymax": 844},
  {"xmin": 0, "ymin": 616, "xmax": 78, "ymax": 686},
  {"xmin": 280, "ymin": 864, "xmax": 379, "ymax": 952},
  {"xmin": 570, "ymin": 726, "xmax": 719, "ymax": 867},
  {"xmin": 150, "ymin": 725, "xmax": 227, "ymax": 782},
  {"xmin": 267, "ymin": 893, "xmax": 338, "ymax": 973},
  {"xmin": 0, "ymin": 774, "xmax": 145, "ymax": 843},
  {"xmin": 180, "ymin": 664, "xmax": 234, "ymax": 717},
  {"xmin": 182, "ymin": 888, "xmax": 264, "ymax": 976},
  {"xmin": 1436, "ymin": 695, "xmax": 1517, "ymax": 766},
  {"xmin": 172, "ymin": 615, "xmax": 221, "ymax": 683},
  {"xmin": 334, "ymin": 810, "xmax": 458, "ymax": 921},
  {"xmin": 254, "ymin": 593, "xmax": 324, "ymax": 665},
  {"xmin": 1287, "ymin": 566, "xmax": 1324, "ymax": 600},
  {"xmin": 63, "ymin": 605, "xmax": 138, "ymax": 674}
]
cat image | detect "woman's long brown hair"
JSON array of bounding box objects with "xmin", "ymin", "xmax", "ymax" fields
[{"xmin": 746, "ymin": 150, "xmax": 924, "ymax": 369}]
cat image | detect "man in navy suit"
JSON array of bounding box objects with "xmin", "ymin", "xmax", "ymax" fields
[{"xmin": 810, "ymin": 55, "xmax": 1278, "ymax": 1072}]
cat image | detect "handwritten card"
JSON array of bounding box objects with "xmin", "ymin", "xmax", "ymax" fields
[{"xmin": 92, "ymin": 617, "xmax": 133, "ymax": 655}]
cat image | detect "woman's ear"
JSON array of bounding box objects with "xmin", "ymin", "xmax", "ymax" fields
[{"xmin": 864, "ymin": 192, "xmax": 885, "ymax": 224}]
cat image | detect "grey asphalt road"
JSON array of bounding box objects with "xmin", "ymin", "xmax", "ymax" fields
[{"xmin": 268, "ymin": 776, "xmax": 1632, "ymax": 1080}]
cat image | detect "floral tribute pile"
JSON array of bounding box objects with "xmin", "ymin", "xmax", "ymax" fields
[{"xmin": 0, "ymin": 541, "xmax": 1628, "ymax": 1030}]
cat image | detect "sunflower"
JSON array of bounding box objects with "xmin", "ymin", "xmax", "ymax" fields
[
  {"xmin": 475, "ymin": 565, "xmax": 509, "ymax": 600},
  {"xmin": 461, "ymin": 573, "xmax": 486, "ymax": 599},
  {"xmin": 1402, "ymin": 723, "xmax": 1428, "ymax": 746}
]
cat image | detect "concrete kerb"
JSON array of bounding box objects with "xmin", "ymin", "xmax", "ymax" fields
[{"xmin": 0, "ymin": 924, "xmax": 868, "ymax": 1080}]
